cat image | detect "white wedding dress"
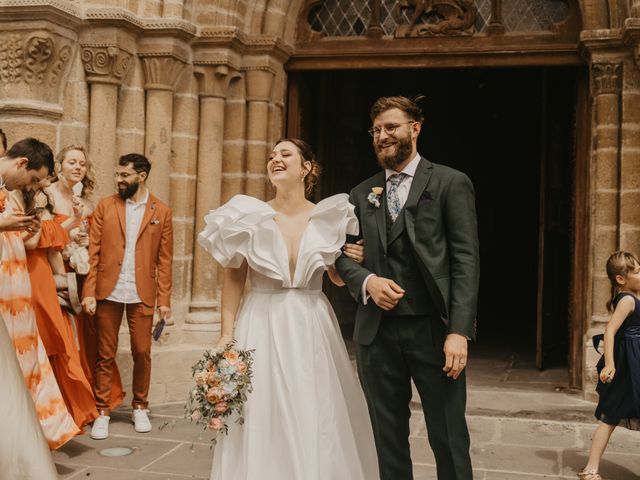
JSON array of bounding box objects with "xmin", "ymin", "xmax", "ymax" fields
[{"xmin": 199, "ymin": 193, "xmax": 379, "ymax": 480}]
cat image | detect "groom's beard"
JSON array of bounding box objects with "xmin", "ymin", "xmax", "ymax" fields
[
  {"xmin": 118, "ymin": 181, "xmax": 140, "ymax": 200},
  {"xmin": 374, "ymin": 133, "xmax": 413, "ymax": 170}
]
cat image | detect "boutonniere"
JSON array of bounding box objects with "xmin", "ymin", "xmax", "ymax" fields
[
  {"xmin": 367, "ymin": 187, "xmax": 383, "ymax": 208},
  {"xmin": 150, "ymin": 219, "xmax": 160, "ymax": 225}
]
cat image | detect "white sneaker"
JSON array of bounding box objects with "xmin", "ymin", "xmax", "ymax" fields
[
  {"xmin": 132, "ymin": 408, "xmax": 152, "ymax": 433},
  {"xmin": 90, "ymin": 414, "xmax": 110, "ymax": 440}
]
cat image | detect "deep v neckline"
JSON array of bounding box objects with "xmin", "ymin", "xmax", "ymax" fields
[{"xmin": 265, "ymin": 201, "xmax": 317, "ymax": 286}]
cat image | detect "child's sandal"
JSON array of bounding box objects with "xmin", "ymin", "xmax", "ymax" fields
[{"xmin": 577, "ymin": 470, "xmax": 602, "ymax": 480}]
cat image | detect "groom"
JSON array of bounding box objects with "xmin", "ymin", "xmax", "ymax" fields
[{"xmin": 336, "ymin": 96, "xmax": 479, "ymax": 479}]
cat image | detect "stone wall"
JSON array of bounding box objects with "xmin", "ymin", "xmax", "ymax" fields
[{"xmin": 1, "ymin": 0, "xmax": 639, "ymax": 402}]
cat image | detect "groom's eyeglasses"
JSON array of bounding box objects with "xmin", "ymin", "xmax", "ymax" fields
[{"xmin": 368, "ymin": 121, "xmax": 415, "ymax": 138}]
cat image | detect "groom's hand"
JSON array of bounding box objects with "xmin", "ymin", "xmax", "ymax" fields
[
  {"xmin": 366, "ymin": 276, "xmax": 405, "ymax": 311},
  {"xmin": 443, "ymin": 333, "xmax": 468, "ymax": 380}
]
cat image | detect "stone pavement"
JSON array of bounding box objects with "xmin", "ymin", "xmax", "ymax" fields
[{"xmin": 53, "ymin": 345, "xmax": 640, "ymax": 480}]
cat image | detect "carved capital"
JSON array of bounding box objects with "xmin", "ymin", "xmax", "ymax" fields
[
  {"xmin": 0, "ymin": 30, "xmax": 75, "ymax": 118},
  {"xmin": 80, "ymin": 45, "xmax": 133, "ymax": 85},
  {"xmin": 140, "ymin": 55, "xmax": 187, "ymax": 91},
  {"xmin": 194, "ymin": 64, "xmax": 241, "ymax": 99},
  {"xmin": 591, "ymin": 62, "xmax": 623, "ymax": 96},
  {"xmin": 244, "ymin": 67, "xmax": 275, "ymax": 103}
]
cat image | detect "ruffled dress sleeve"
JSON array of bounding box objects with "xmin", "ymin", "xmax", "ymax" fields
[
  {"xmin": 37, "ymin": 220, "xmax": 70, "ymax": 250},
  {"xmin": 295, "ymin": 193, "xmax": 359, "ymax": 284},
  {"xmin": 198, "ymin": 195, "xmax": 286, "ymax": 282}
]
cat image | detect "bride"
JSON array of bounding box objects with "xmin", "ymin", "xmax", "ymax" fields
[{"xmin": 199, "ymin": 138, "xmax": 379, "ymax": 480}]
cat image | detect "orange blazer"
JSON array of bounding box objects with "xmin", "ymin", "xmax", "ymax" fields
[{"xmin": 83, "ymin": 193, "xmax": 173, "ymax": 309}]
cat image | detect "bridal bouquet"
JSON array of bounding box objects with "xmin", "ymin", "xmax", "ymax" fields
[{"xmin": 185, "ymin": 343, "xmax": 254, "ymax": 441}]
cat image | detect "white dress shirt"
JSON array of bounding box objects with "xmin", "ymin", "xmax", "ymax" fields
[
  {"xmin": 106, "ymin": 188, "xmax": 149, "ymax": 304},
  {"xmin": 361, "ymin": 153, "xmax": 422, "ymax": 304}
]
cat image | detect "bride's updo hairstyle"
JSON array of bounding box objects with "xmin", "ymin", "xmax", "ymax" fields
[{"xmin": 275, "ymin": 138, "xmax": 321, "ymax": 198}]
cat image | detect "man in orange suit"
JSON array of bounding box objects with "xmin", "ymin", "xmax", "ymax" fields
[{"xmin": 82, "ymin": 153, "xmax": 172, "ymax": 440}]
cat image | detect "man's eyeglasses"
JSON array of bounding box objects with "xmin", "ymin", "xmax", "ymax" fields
[{"xmin": 368, "ymin": 121, "xmax": 415, "ymax": 138}]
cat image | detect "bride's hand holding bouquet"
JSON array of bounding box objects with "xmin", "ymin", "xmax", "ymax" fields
[{"xmin": 186, "ymin": 339, "xmax": 254, "ymax": 441}]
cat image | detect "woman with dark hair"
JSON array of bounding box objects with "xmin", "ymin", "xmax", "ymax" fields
[
  {"xmin": 200, "ymin": 139, "xmax": 377, "ymax": 480},
  {"xmin": 0, "ymin": 185, "xmax": 79, "ymax": 450},
  {"xmin": 23, "ymin": 183, "xmax": 99, "ymax": 429},
  {"xmin": 0, "ymin": 151, "xmax": 58, "ymax": 477}
]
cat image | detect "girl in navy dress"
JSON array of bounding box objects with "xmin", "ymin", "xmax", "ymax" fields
[{"xmin": 579, "ymin": 251, "xmax": 640, "ymax": 480}]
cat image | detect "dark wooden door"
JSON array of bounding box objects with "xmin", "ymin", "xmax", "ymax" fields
[{"xmin": 535, "ymin": 69, "xmax": 575, "ymax": 370}]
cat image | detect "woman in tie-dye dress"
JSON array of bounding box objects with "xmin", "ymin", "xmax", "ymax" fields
[{"xmin": 0, "ymin": 188, "xmax": 79, "ymax": 450}]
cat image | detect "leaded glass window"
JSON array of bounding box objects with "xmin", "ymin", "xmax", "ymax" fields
[{"xmin": 307, "ymin": 0, "xmax": 571, "ymax": 37}]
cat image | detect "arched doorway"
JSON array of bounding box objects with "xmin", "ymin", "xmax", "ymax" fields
[{"xmin": 285, "ymin": 0, "xmax": 590, "ymax": 387}]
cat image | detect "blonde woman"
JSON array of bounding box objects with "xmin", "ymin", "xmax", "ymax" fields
[{"xmin": 47, "ymin": 145, "xmax": 125, "ymax": 411}]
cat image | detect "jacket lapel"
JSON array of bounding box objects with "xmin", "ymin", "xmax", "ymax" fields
[
  {"xmin": 115, "ymin": 197, "xmax": 126, "ymax": 237},
  {"xmin": 371, "ymin": 172, "xmax": 387, "ymax": 253},
  {"xmin": 405, "ymin": 157, "xmax": 433, "ymax": 245},
  {"xmin": 136, "ymin": 195, "xmax": 156, "ymax": 241}
]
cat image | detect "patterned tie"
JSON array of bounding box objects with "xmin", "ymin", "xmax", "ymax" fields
[{"xmin": 387, "ymin": 173, "xmax": 408, "ymax": 222}]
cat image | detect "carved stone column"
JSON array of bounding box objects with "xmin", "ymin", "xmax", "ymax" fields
[
  {"xmin": 189, "ymin": 64, "xmax": 240, "ymax": 321},
  {"xmin": 244, "ymin": 67, "xmax": 275, "ymax": 200},
  {"xmin": 139, "ymin": 54, "xmax": 187, "ymax": 203},
  {"xmin": 584, "ymin": 60, "xmax": 623, "ymax": 393},
  {"xmin": 632, "ymin": 0, "xmax": 640, "ymax": 18},
  {"xmin": 80, "ymin": 42, "xmax": 133, "ymax": 200}
]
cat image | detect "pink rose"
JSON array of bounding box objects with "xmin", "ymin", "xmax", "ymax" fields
[
  {"xmin": 236, "ymin": 361, "xmax": 247, "ymax": 373},
  {"xmin": 190, "ymin": 410, "xmax": 202, "ymax": 422},
  {"xmin": 214, "ymin": 401, "xmax": 229, "ymax": 414},
  {"xmin": 209, "ymin": 417, "xmax": 224, "ymax": 430}
]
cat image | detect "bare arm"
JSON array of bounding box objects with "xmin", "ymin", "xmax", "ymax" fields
[
  {"xmin": 48, "ymin": 249, "xmax": 67, "ymax": 275},
  {"xmin": 600, "ymin": 294, "xmax": 634, "ymax": 383},
  {"xmin": 327, "ymin": 266, "xmax": 345, "ymax": 286},
  {"xmin": 216, "ymin": 260, "xmax": 249, "ymax": 347}
]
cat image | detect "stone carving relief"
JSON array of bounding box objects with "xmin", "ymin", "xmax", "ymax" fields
[
  {"xmin": 81, "ymin": 46, "xmax": 133, "ymax": 83},
  {"xmin": 591, "ymin": 62, "xmax": 623, "ymax": 96},
  {"xmin": 397, "ymin": 0, "xmax": 477, "ymax": 37},
  {"xmin": 0, "ymin": 33, "xmax": 73, "ymax": 87},
  {"xmin": 24, "ymin": 36, "xmax": 54, "ymax": 84},
  {"xmin": 0, "ymin": 35, "xmax": 24, "ymax": 83},
  {"xmin": 0, "ymin": 31, "xmax": 75, "ymax": 116}
]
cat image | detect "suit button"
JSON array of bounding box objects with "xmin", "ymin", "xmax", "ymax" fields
[{"xmin": 118, "ymin": 261, "xmax": 122, "ymax": 266}]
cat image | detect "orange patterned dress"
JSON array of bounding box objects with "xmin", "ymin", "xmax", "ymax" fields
[
  {"xmin": 26, "ymin": 218, "xmax": 99, "ymax": 428},
  {"xmin": 0, "ymin": 190, "xmax": 80, "ymax": 449}
]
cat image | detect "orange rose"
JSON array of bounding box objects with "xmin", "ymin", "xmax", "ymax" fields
[
  {"xmin": 224, "ymin": 349, "xmax": 240, "ymax": 364},
  {"xmin": 207, "ymin": 371, "xmax": 221, "ymax": 386},
  {"xmin": 206, "ymin": 387, "xmax": 223, "ymax": 403}
]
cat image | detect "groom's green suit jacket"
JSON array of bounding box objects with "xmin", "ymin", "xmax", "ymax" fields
[{"xmin": 335, "ymin": 157, "xmax": 480, "ymax": 345}]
